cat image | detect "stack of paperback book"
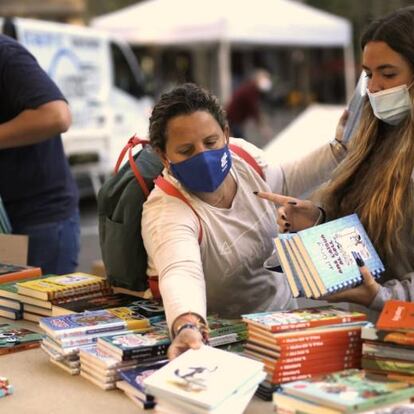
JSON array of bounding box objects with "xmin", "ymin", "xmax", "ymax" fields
[
  {"xmin": 0, "ymin": 269, "xmax": 112, "ymax": 322},
  {"xmin": 0, "ymin": 323, "xmax": 43, "ymax": 355},
  {"xmin": 273, "ymin": 369, "xmax": 414, "ymax": 414},
  {"xmin": 0, "ymin": 377, "xmax": 13, "ymax": 398},
  {"xmin": 0, "ymin": 264, "xmax": 42, "ymax": 320},
  {"xmin": 143, "ymin": 345, "xmax": 266, "ymax": 414},
  {"xmin": 273, "ymin": 214, "xmax": 385, "ymax": 299},
  {"xmin": 39, "ymin": 307, "xmax": 152, "ymax": 375},
  {"xmin": 115, "ymin": 361, "xmax": 168, "ymax": 409},
  {"xmin": 241, "ymin": 306, "xmax": 367, "ymax": 400},
  {"xmin": 361, "ymin": 300, "xmax": 414, "ymax": 384}
]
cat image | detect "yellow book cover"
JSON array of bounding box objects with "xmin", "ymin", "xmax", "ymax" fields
[
  {"xmin": 17, "ymin": 273, "xmax": 107, "ymax": 300},
  {"xmin": 108, "ymin": 307, "xmax": 151, "ymax": 330}
]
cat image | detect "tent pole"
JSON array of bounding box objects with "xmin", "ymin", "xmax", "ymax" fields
[
  {"xmin": 344, "ymin": 42, "xmax": 356, "ymax": 102},
  {"xmin": 218, "ymin": 40, "xmax": 231, "ymax": 105}
]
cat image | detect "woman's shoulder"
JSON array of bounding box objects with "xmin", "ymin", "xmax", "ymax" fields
[{"xmin": 229, "ymin": 137, "xmax": 268, "ymax": 170}]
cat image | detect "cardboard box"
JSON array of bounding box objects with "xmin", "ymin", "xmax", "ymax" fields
[{"xmin": 0, "ymin": 234, "xmax": 28, "ymax": 265}]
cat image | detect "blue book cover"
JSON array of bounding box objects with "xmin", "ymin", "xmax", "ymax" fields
[{"xmin": 275, "ymin": 214, "xmax": 384, "ymax": 298}]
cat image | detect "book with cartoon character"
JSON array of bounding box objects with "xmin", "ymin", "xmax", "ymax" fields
[
  {"xmin": 274, "ymin": 214, "xmax": 384, "ymax": 298},
  {"xmin": 0, "ymin": 323, "xmax": 43, "ymax": 355}
]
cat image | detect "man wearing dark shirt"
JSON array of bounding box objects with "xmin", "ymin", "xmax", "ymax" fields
[
  {"xmin": 0, "ymin": 34, "xmax": 80, "ymax": 274},
  {"xmin": 226, "ymin": 69, "xmax": 273, "ymax": 140}
]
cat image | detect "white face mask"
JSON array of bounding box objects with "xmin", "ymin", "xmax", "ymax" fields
[{"xmin": 367, "ymin": 82, "xmax": 413, "ymax": 125}]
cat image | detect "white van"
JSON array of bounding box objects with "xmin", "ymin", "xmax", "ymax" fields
[{"xmin": 1, "ymin": 17, "xmax": 153, "ymax": 196}]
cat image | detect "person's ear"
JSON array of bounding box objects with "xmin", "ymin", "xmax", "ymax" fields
[
  {"xmin": 224, "ymin": 125, "xmax": 230, "ymax": 144},
  {"xmin": 155, "ymin": 148, "xmax": 170, "ymax": 169}
]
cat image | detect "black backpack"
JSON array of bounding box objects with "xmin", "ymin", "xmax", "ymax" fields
[{"xmin": 97, "ymin": 136, "xmax": 163, "ymax": 291}]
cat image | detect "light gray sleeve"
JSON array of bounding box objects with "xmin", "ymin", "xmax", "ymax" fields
[
  {"xmin": 370, "ymin": 274, "xmax": 414, "ymax": 311},
  {"xmin": 266, "ymin": 143, "xmax": 344, "ymax": 197}
]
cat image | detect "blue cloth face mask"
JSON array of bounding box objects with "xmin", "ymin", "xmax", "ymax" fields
[{"xmin": 169, "ymin": 145, "xmax": 232, "ymax": 193}]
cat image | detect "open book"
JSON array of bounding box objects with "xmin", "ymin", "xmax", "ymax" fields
[{"xmin": 274, "ymin": 213, "xmax": 384, "ymax": 298}]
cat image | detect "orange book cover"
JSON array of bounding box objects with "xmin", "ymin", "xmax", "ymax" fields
[
  {"xmin": 376, "ymin": 300, "xmax": 414, "ymax": 331},
  {"xmin": 0, "ymin": 263, "xmax": 42, "ymax": 284}
]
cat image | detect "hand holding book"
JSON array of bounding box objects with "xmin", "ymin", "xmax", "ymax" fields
[{"xmin": 325, "ymin": 256, "xmax": 380, "ymax": 307}]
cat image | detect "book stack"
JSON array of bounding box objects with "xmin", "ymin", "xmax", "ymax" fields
[
  {"xmin": 143, "ymin": 345, "xmax": 266, "ymax": 414},
  {"xmin": 0, "ymin": 377, "xmax": 13, "ymax": 398},
  {"xmin": 241, "ymin": 306, "xmax": 368, "ymax": 400},
  {"xmin": 206, "ymin": 316, "xmax": 248, "ymax": 349},
  {"xmin": 39, "ymin": 307, "xmax": 152, "ymax": 375},
  {"xmin": 273, "ymin": 369, "xmax": 414, "ymax": 414},
  {"xmin": 115, "ymin": 361, "xmax": 168, "ymax": 409},
  {"xmin": 0, "ymin": 323, "xmax": 43, "ymax": 355},
  {"xmin": 361, "ymin": 300, "xmax": 414, "ymax": 384},
  {"xmin": 15, "ymin": 273, "xmax": 112, "ymax": 322},
  {"xmin": 0, "ymin": 264, "xmax": 42, "ymax": 320},
  {"xmin": 274, "ymin": 214, "xmax": 385, "ymax": 299}
]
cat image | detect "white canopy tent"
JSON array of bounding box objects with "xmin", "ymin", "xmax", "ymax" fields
[{"xmin": 92, "ymin": 0, "xmax": 355, "ymax": 103}]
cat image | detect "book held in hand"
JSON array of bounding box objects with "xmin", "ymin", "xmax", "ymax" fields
[{"xmin": 274, "ymin": 213, "xmax": 385, "ymax": 298}]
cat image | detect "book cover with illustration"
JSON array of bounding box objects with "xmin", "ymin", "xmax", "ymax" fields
[
  {"xmin": 274, "ymin": 214, "xmax": 385, "ymax": 298},
  {"xmin": 17, "ymin": 273, "xmax": 108, "ymax": 300},
  {"xmin": 39, "ymin": 308, "xmax": 150, "ymax": 338},
  {"xmin": 206, "ymin": 315, "xmax": 247, "ymax": 338},
  {"xmin": 376, "ymin": 301, "xmax": 414, "ymax": 331},
  {"xmin": 97, "ymin": 328, "xmax": 170, "ymax": 361},
  {"xmin": 242, "ymin": 305, "xmax": 367, "ymax": 333},
  {"xmin": 52, "ymin": 294, "xmax": 164, "ymax": 320},
  {"xmin": 0, "ymin": 263, "xmax": 42, "ymax": 284},
  {"xmin": 0, "ymin": 377, "xmax": 13, "ymax": 398},
  {"xmin": 0, "ymin": 323, "xmax": 43, "ymax": 355},
  {"xmin": 282, "ymin": 369, "xmax": 414, "ymax": 413},
  {"xmin": 362, "ymin": 324, "xmax": 414, "ymax": 347},
  {"xmin": 143, "ymin": 345, "xmax": 264, "ymax": 410}
]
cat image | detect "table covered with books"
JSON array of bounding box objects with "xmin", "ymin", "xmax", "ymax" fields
[{"xmin": 0, "ymin": 317, "xmax": 273, "ymax": 414}]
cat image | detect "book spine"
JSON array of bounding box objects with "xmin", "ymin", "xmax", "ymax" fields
[
  {"xmin": 121, "ymin": 344, "xmax": 170, "ymax": 361},
  {"xmin": 0, "ymin": 268, "xmax": 42, "ymax": 284},
  {"xmin": 274, "ymin": 237, "xmax": 300, "ymax": 297},
  {"xmin": 208, "ymin": 325, "xmax": 247, "ymax": 338},
  {"xmin": 50, "ymin": 282, "xmax": 109, "ymax": 300},
  {"xmin": 362, "ymin": 357, "xmax": 414, "ymax": 375},
  {"xmin": 271, "ymin": 360, "xmax": 361, "ymax": 384},
  {"xmin": 51, "ymin": 288, "xmax": 113, "ymax": 305}
]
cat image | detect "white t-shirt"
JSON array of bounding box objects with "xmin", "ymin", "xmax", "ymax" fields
[{"xmin": 142, "ymin": 138, "xmax": 340, "ymax": 328}]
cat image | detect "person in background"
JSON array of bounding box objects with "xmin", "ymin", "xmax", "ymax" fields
[
  {"xmin": 142, "ymin": 83, "xmax": 348, "ymax": 359},
  {"xmin": 258, "ymin": 6, "xmax": 414, "ymax": 312},
  {"xmin": 0, "ymin": 33, "xmax": 80, "ymax": 275},
  {"xmin": 226, "ymin": 68, "xmax": 274, "ymax": 140}
]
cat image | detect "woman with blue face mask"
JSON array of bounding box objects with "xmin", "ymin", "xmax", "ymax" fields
[
  {"xmin": 257, "ymin": 6, "xmax": 414, "ymax": 315},
  {"xmin": 142, "ymin": 83, "xmax": 347, "ymax": 359}
]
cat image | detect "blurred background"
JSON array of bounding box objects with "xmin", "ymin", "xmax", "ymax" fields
[{"xmin": 1, "ymin": 0, "xmax": 413, "ymax": 273}]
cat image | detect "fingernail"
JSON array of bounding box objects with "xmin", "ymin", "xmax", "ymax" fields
[
  {"xmin": 283, "ymin": 228, "xmax": 289, "ymax": 233},
  {"xmin": 285, "ymin": 223, "xmax": 291, "ymax": 228},
  {"xmin": 354, "ymin": 255, "xmax": 365, "ymax": 267},
  {"xmin": 281, "ymin": 215, "xmax": 287, "ymax": 220},
  {"xmin": 288, "ymin": 201, "xmax": 297, "ymax": 205},
  {"xmin": 253, "ymin": 191, "xmax": 258, "ymax": 195}
]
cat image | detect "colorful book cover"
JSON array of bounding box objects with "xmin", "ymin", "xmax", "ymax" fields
[
  {"xmin": 275, "ymin": 214, "xmax": 385, "ymax": 298},
  {"xmin": 0, "ymin": 323, "xmax": 43, "ymax": 355},
  {"xmin": 39, "ymin": 308, "xmax": 150, "ymax": 338},
  {"xmin": 143, "ymin": 345, "xmax": 264, "ymax": 410},
  {"xmin": 362, "ymin": 324, "xmax": 414, "ymax": 347},
  {"xmin": 119, "ymin": 361, "xmax": 168, "ymax": 399},
  {"xmin": 376, "ymin": 301, "xmax": 414, "ymax": 331},
  {"xmin": 242, "ymin": 306, "xmax": 367, "ymax": 333},
  {"xmin": 0, "ymin": 263, "xmax": 42, "ymax": 284},
  {"xmin": 206, "ymin": 315, "xmax": 247, "ymax": 338},
  {"xmin": 0, "ymin": 377, "xmax": 13, "ymax": 398},
  {"xmin": 17, "ymin": 273, "xmax": 108, "ymax": 300},
  {"xmin": 362, "ymin": 357, "xmax": 414, "ymax": 376},
  {"xmin": 97, "ymin": 329, "xmax": 170, "ymax": 360},
  {"xmin": 282, "ymin": 369, "xmax": 414, "ymax": 413},
  {"xmin": 51, "ymin": 293, "xmax": 163, "ymax": 317}
]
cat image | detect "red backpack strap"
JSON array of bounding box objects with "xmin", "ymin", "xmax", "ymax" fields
[
  {"xmin": 154, "ymin": 176, "xmax": 203, "ymax": 244},
  {"xmin": 115, "ymin": 135, "xmax": 151, "ymax": 197},
  {"xmin": 229, "ymin": 143, "xmax": 265, "ymax": 180}
]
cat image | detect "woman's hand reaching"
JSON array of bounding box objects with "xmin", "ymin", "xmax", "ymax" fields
[{"xmin": 255, "ymin": 192, "xmax": 321, "ymax": 232}]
